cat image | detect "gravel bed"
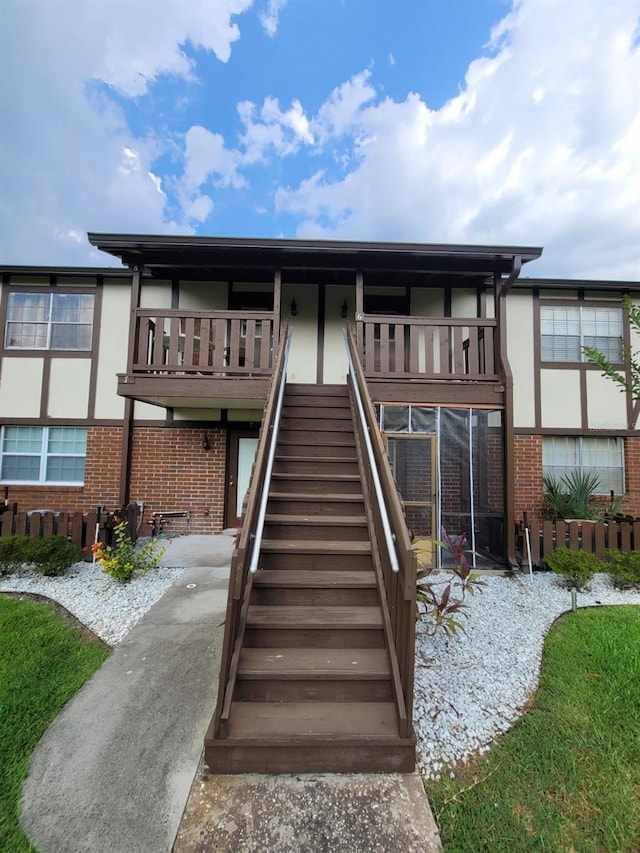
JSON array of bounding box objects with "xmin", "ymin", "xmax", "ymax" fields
[
  {"xmin": 414, "ymin": 571, "xmax": 640, "ymax": 779},
  {"xmin": 0, "ymin": 560, "xmax": 184, "ymax": 645},
  {"xmin": 2, "ymin": 561, "xmax": 638, "ymax": 778}
]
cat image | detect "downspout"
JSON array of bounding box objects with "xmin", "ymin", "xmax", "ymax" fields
[{"xmin": 495, "ymin": 255, "xmax": 521, "ymax": 568}]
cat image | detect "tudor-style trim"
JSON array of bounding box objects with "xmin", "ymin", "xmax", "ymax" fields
[
  {"xmin": 532, "ymin": 288, "xmax": 542, "ymax": 429},
  {"xmin": 40, "ymin": 360, "xmax": 51, "ymax": 419},
  {"xmin": 316, "ymin": 283, "xmax": 325, "ymax": 384},
  {"xmin": 514, "ymin": 426, "xmax": 639, "ymax": 436},
  {"xmin": 87, "ymin": 276, "xmax": 104, "ymax": 421},
  {"xmin": 120, "ymin": 268, "xmax": 142, "ymax": 505}
]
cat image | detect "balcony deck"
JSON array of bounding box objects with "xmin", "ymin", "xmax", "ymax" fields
[{"xmin": 117, "ymin": 309, "xmax": 276, "ymax": 408}]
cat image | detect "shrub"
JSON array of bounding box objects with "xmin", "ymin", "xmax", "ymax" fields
[
  {"xmin": 93, "ymin": 522, "xmax": 165, "ymax": 584},
  {"xmin": 545, "ymin": 547, "xmax": 602, "ymax": 589},
  {"xmin": 606, "ymin": 550, "xmax": 640, "ymax": 590},
  {"xmin": 0, "ymin": 536, "xmax": 31, "ymax": 575},
  {"xmin": 543, "ymin": 471, "xmax": 603, "ymax": 520},
  {"xmin": 29, "ymin": 536, "xmax": 82, "ymax": 577}
]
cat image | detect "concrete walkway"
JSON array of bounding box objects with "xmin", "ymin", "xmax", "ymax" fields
[{"xmin": 20, "ymin": 534, "xmax": 442, "ymax": 853}]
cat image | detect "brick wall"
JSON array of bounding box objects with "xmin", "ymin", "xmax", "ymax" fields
[
  {"xmin": 6, "ymin": 426, "xmax": 123, "ymax": 515},
  {"xmin": 129, "ymin": 426, "xmax": 227, "ymax": 535},
  {"xmin": 514, "ymin": 434, "xmax": 640, "ymax": 523},
  {"xmin": 5, "ymin": 424, "xmax": 229, "ymax": 535}
]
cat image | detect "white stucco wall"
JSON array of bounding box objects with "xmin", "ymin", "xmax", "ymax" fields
[
  {"xmin": 283, "ymin": 283, "xmax": 318, "ymax": 384},
  {"xmin": 506, "ymin": 290, "xmax": 536, "ymax": 428},
  {"xmin": 0, "ymin": 358, "xmax": 43, "ymax": 417},
  {"xmin": 93, "ymin": 282, "xmax": 129, "ymax": 420},
  {"xmin": 47, "ymin": 359, "xmax": 91, "ymax": 418},
  {"xmin": 541, "ymin": 370, "xmax": 582, "ymax": 428}
]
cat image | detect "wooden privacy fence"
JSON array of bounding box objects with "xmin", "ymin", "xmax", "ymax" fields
[
  {"xmin": 520, "ymin": 518, "xmax": 640, "ymax": 566},
  {"xmin": 0, "ymin": 504, "xmax": 140, "ymax": 554}
]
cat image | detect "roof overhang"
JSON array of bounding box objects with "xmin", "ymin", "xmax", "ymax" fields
[{"xmin": 87, "ymin": 233, "xmax": 542, "ymax": 282}]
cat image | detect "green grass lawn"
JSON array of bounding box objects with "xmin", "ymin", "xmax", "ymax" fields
[
  {"xmin": 425, "ymin": 606, "xmax": 640, "ymax": 852},
  {"xmin": 0, "ymin": 595, "xmax": 110, "ymax": 852}
]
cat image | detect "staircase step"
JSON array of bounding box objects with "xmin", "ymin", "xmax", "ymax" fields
[
  {"xmin": 273, "ymin": 457, "xmax": 359, "ymax": 476},
  {"xmin": 247, "ymin": 605, "xmax": 382, "ymax": 629},
  {"xmin": 279, "ymin": 429, "xmax": 356, "ymax": 446},
  {"xmin": 280, "ymin": 417, "xmax": 354, "ymax": 433},
  {"xmin": 267, "ymin": 493, "xmax": 365, "ymax": 517},
  {"xmin": 270, "ymin": 473, "xmax": 362, "ymax": 495},
  {"xmin": 282, "ymin": 406, "xmax": 352, "ymax": 420},
  {"xmin": 260, "ymin": 539, "xmax": 371, "ymax": 555},
  {"xmin": 276, "ymin": 442, "xmax": 357, "ymax": 458},
  {"xmin": 254, "ymin": 570, "xmax": 375, "ymax": 588},
  {"xmin": 282, "ymin": 395, "xmax": 350, "ymax": 408},
  {"xmin": 226, "ymin": 701, "xmax": 399, "ymax": 739},
  {"xmin": 263, "ymin": 515, "xmax": 369, "ymax": 541},
  {"xmin": 237, "ymin": 647, "xmax": 390, "ymax": 679}
]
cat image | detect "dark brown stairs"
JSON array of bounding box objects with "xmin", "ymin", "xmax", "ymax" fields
[{"xmin": 205, "ymin": 383, "xmax": 415, "ymax": 773}]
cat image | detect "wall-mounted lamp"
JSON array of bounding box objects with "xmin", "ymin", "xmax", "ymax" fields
[
  {"xmin": 290, "ymin": 298, "xmax": 298, "ymax": 316},
  {"xmin": 201, "ymin": 431, "xmax": 210, "ymax": 451},
  {"xmin": 341, "ymin": 299, "xmax": 348, "ymax": 319}
]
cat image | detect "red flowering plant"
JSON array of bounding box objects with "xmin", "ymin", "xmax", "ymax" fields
[{"xmin": 416, "ymin": 528, "xmax": 484, "ymax": 636}]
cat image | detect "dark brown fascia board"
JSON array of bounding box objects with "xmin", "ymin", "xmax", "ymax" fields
[
  {"xmin": 0, "ymin": 265, "xmax": 133, "ymax": 278},
  {"xmin": 87, "ymin": 232, "xmax": 543, "ymax": 267},
  {"xmin": 516, "ymin": 277, "xmax": 640, "ymax": 292}
]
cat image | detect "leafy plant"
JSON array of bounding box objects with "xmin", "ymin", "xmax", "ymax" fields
[
  {"xmin": 605, "ymin": 549, "xmax": 640, "ymax": 589},
  {"xmin": 583, "ymin": 294, "xmax": 640, "ymax": 402},
  {"xmin": 545, "ymin": 547, "xmax": 602, "ymax": 589},
  {"xmin": 0, "ymin": 536, "xmax": 31, "ymax": 576},
  {"xmin": 93, "ymin": 522, "xmax": 165, "ymax": 584},
  {"xmin": 28, "ymin": 536, "xmax": 82, "ymax": 576},
  {"xmin": 543, "ymin": 470, "xmax": 603, "ymax": 520},
  {"xmin": 417, "ymin": 529, "xmax": 484, "ymax": 636}
]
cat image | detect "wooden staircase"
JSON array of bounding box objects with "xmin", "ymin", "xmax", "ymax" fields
[{"xmin": 205, "ymin": 383, "xmax": 416, "ymax": 774}]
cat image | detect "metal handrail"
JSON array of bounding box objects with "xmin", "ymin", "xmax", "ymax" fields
[
  {"xmin": 344, "ymin": 329, "xmax": 400, "ymax": 573},
  {"xmin": 248, "ymin": 329, "xmax": 293, "ymax": 573}
]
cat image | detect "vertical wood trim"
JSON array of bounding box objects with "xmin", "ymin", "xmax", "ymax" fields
[
  {"xmin": 477, "ymin": 287, "xmax": 487, "ymax": 319},
  {"xmin": 87, "ymin": 276, "xmax": 103, "ymax": 420},
  {"xmin": 533, "ymin": 288, "xmax": 542, "ymax": 429},
  {"xmin": 316, "ymin": 283, "xmax": 325, "ymax": 384},
  {"xmin": 126, "ymin": 268, "xmax": 142, "ymax": 373},
  {"xmin": 496, "ymin": 272, "xmax": 517, "ymax": 567},
  {"xmin": 119, "ymin": 398, "xmax": 134, "ymax": 507},
  {"xmin": 273, "ymin": 269, "xmax": 281, "ymax": 346},
  {"xmin": 171, "ymin": 278, "xmax": 179, "ymax": 309},
  {"xmin": 444, "ymin": 286, "xmax": 452, "ymax": 318},
  {"xmin": 623, "ymin": 301, "xmax": 635, "ymax": 430},
  {"xmin": 580, "ymin": 369, "xmax": 588, "ymax": 430},
  {"xmin": 40, "ymin": 358, "xmax": 51, "ymax": 418},
  {"xmin": 0, "ymin": 273, "xmax": 10, "ymax": 391}
]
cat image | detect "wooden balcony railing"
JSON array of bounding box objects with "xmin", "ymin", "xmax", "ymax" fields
[
  {"xmin": 356, "ymin": 315, "xmax": 499, "ymax": 380},
  {"xmin": 131, "ymin": 309, "xmax": 277, "ymax": 375}
]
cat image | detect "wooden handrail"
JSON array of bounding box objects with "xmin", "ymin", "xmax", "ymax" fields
[
  {"xmin": 211, "ymin": 324, "xmax": 291, "ymax": 738},
  {"xmin": 345, "ymin": 325, "xmax": 416, "ymax": 738}
]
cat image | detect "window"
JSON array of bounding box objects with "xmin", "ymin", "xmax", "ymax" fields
[
  {"xmin": 5, "ymin": 292, "xmax": 94, "ymax": 350},
  {"xmin": 0, "ymin": 426, "xmax": 87, "ymax": 484},
  {"xmin": 540, "ymin": 305, "xmax": 623, "ymax": 363},
  {"xmin": 543, "ymin": 436, "xmax": 625, "ymax": 494}
]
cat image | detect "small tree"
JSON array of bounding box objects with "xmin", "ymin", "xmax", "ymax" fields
[{"xmin": 583, "ymin": 295, "xmax": 640, "ymax": 402}]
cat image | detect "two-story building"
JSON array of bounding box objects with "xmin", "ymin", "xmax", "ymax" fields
[{"xmin": 1, "ymin": 235, "xmax": 638, "ymax": 569}]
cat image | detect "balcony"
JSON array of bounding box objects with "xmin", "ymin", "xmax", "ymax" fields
[
  {"xmin": 117, "ymin": 309, "xmax": 277, "ymax": 409},
  {"xmin": 356, "ymin": 314, "xmax": 502, "ymax": 404}
]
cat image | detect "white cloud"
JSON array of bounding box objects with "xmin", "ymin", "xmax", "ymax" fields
[
  {"xmin": 0, "ymin": 0, "xmax": 254, "ymax": 264},
  {"xmin": 259, "ymin": 0, "xmax": 288, "ymax": 37},
  {"xmin": 273, "ymin": 0, "xmax": 640, "ymax": 279}
]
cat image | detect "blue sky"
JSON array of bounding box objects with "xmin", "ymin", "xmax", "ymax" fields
[{"xmin": 1, "ymin": 0, "xmax": 639, "ymax": 279}]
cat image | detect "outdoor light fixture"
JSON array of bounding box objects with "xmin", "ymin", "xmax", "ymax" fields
[
  {"xmin": 341, "ymin": 299, "xmax": 348, "ymax": 319},
  {"xmin": 201, "ymin": 431, "xmax": 210, "ymax": 451},
  {"xmin": 290, "ymin": 298, "xmax": 298, "ymax": 316}
]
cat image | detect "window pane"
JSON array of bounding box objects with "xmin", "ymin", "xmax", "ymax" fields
[
  {"xmin": 410, "ymin": 407, "xmax": 436, "ymax": 434},
  {"xmin": 1, "ymin": 455, "xmax": 40, "ymax": 480},
  {"xmin": 51, "ymin": 293, "xmax": 93, "ymax": 323},
  {"xmin": 541, "ymin": 334, "xmax": 581, "ymax": 361},
  {"xmin": 5, "ymin": 322, "xmax": 48, "ymax": 348},
  {"xmin": 46, "ymin": 456, "xmax": 85, "ymax": 482},
  {"xmin": 48, "ymin": 427, "xmax": 87, "ymax": 454},
  {"xmin": 3, "ymin": 426, "xmax": 43, "ymax": 453},
  {"xmin": 50, "ymin": 324, "xmax": 92, "ymax": 349},
  {"xmin": 543, "ymin": 437, "xmax": 624, "ymax": 495},
  {"xmin": 7, "ymin": 293, "xmax": 50, "ymax": 323},
  {"xmin": 583, "ymin": 335, "xmax": 622, "ymax": 363}
]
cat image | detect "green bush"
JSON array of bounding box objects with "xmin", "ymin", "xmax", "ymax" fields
[
  {"xmin": 94, "ymin": 522, "xmax": 165, "ymax": 584},
  {"xmin": 0, "ymin": 536, "xmax": 31, "ymax": 575},
  {"xmin": 606, "ymin": 550, "xmax": 640, "ymax": 590},
  {"xmin": 545, "ymin": 547, "xmax": 602, "ymax": 589},
  {"xmin": 28, "ymin": 536, "xmax": 82, "ymax": 577}
]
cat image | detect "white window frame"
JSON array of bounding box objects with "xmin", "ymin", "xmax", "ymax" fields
[
  {"xmin": 4, "ymin": 291, "xmax": 94, "ymax": 351},
  {"xmin": 542, "ymin": 436, "xmax": 625, "ymax": 495},
  {"xmin": 0, "ymin": 426, "xmax": 87, "ymax": 485},
  {"xmin": 540, "ymin": 304, "xmax": 623, "ymax": 364}
]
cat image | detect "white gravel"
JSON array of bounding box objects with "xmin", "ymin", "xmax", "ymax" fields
[
  {"xmin": 2, "ymin": 560, "xmax": 638, "ymax": 779},
  {"xmin": 414, "ymin": 572, "xmax": 640, "ymax": 779},
  {"xmin": 0, "ymin": 560, "xmax": 184, "ymax": 645}
]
